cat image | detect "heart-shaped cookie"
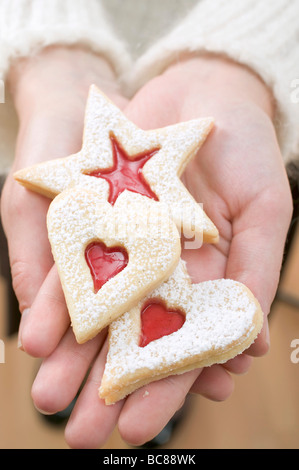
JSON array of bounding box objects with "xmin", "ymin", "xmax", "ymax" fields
[
  {"xmin": 99, "ymin": 261, "xmax": 263, "ymax": 404},
  {"xmin": 47, "ymin": 188, "xmax": 181, "ymax": 343},
  {"xmin": 139, "ymin": 300, "xmax": 185, "ymax": 347}
]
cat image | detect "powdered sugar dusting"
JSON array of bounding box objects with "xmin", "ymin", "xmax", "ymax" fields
[
  {"xmin": 100, "ymin": 260, "xmax": 262, "ymax": 400},
  {"xmin": 47, "ymin": 188, "xmax": 181, "ymax": 343},
  {"xmin": 14, "ymin": 85, "xmax": 218, "ymax": 241}
]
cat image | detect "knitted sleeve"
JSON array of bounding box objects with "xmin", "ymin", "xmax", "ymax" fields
[
  {"xmin": 127, "ymin": 0, "xmax": 299, "ymax": 163},
  {"xmin": 0, "ymin": 0, "xmax": 131, "ymax": 79}
]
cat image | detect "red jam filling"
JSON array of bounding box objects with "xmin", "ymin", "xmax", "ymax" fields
[
  {"xmin": 86, "ymin": 134, "xmax": 160, "ymax": 205},
  {"xmin": 139, "ymin": 299, "xmax": 186, "ymax": 347},
  {"xmin": 85, "ymin": 241, "xmax": 128, "ymax": 293}
]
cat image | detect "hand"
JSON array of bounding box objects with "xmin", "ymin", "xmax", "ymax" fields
[
  {"xmin": 1, "ymin": 45, "xmax": 127, "ymax": 322},
  {"xmin": 2, "ymin": 53, "xmax": 292, "ymax": 449},
  {"xmin": 0, "ymin": 46, "xmax": 128, "ymax": 441},
  {"xmin": 104, "ymin": 55, "xmax": 291, "ymax": 445},
  {"xmin": 65, "ymin": 56, "xmax": 291, "ymax": 447}
]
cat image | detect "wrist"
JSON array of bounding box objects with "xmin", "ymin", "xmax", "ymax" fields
[
  {"xmin": 164, "ymin": 54, "xmax": 275, "ymax": 120},
  {"xmin": 8, "ymin": 45, "xmax": 121, "ymax": 120}
]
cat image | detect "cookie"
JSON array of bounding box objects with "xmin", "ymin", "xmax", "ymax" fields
[
  {"xmin": 47, "ymin": 187, "xmax": 181, "ymax": 344},
  {"xmin": 99, "ymin": 260, "xmax": 263, "ymax": 404},
  {"xmin": 14, "ymin": 85, "xmax": 218, "ymax": 244}
]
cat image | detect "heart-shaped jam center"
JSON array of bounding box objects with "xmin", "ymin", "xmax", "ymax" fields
[
  {"xmin": 85, "ymin": 241, "xmax": 129, "ymax": 293},
  {"xmin": 139, "ymin": 300, "xmax": 185, "ymax": 347}
]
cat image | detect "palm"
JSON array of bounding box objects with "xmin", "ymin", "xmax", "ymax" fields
[{"xmin": 126, "ymin": 73, "xmax": 292, "ymax": 360}]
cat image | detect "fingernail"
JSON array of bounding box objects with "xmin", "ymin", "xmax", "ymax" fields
[
  {"xmin": 18, "ymin": 308, "xmax": 30, "ymax": 350},
  {"xmin": 34, "ymin": 405, "xmax": 56, "ymax": 416}
]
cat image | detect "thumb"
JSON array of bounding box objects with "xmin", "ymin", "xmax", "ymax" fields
[{"xmin": 226, "ymin": 189, "xmax": 292, "ymax": 357}]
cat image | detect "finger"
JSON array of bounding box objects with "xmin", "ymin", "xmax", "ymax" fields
[
  {"xmin": 19, "ymin": 264, "xmax": 70, "ymax": 357},
  {"xmin": 226, "ymin": 190, "xmax": 292, "ymax": 357},
  {"xmin": 31, "ymin": 327, "xmax": 106, "ymax": 415},
  {"xmin": 189, "ymin": 364, "xmax": 234, "ymax": 401},
  {"xmin": 247, "ymin": 317, "xmax": 270, "ymax": 357},
  {"xmin": 222, "ymin": 354, "xmax": 253, "ymax": 375},
  {"xmin": 118, "ymin": 369, "xmax": 201, "ymax": 447},
  {"xmin": 1, "ymin": 182, "xmax": 53, "ymax": 314},
  {"xmin": 65, "ymin": 340, "xmax": 123, "ymax": 449},
  {"xmin": 181, "ymin": 243, "xmax": 227, "ymax": 284}
]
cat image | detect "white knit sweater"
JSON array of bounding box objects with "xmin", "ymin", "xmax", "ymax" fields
[{"xmin": 0, "ymin": 0, "xmax": 298, "ymax": 173}]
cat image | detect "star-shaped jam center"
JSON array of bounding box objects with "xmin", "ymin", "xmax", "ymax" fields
[{"xmin": 85, "ymin": 134, "xmax": 160, "ymax": 205}]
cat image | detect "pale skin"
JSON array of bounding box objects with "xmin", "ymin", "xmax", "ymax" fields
[{"xmin": 1, "ymin": 47, "xmax": 293, "ymax": 448}]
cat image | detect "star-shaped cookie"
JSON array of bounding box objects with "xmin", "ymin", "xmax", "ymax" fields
[{"xmin": 14, "ymin": 85, "xmax": 218, "ymax": 244}]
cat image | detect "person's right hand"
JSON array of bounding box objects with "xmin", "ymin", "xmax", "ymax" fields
[{"xmin": 1, "ymin": 46, "xmax": 128, "ymax": 354}]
